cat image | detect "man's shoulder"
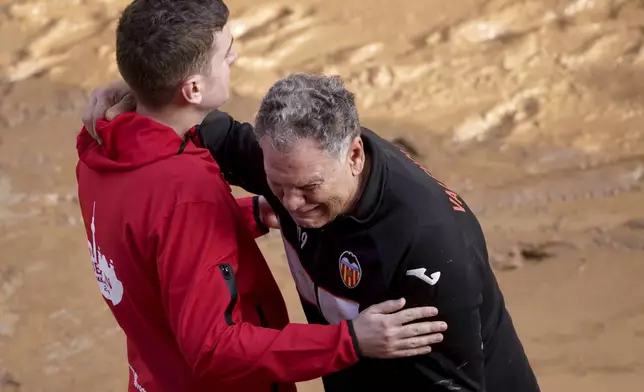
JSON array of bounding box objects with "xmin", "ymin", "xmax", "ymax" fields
[
  {"xmin": 377, "ymin": 169, "xmax": 450, "ymax": 228},
  {"xmin": 200, "ymin": 110, "xmax": 233, "ymax": 135},
  {"xmin": 198, "ymin": 110, "xmax": 253, "ymax": 146},
  {"xmin": 379, "ymin": 150, "xmax": 468, "ymax": 226},
  {"xmin": 378, "ymin": 177, "xmax": 473, "ymax": 254}
]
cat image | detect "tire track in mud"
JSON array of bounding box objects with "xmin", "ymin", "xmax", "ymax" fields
[{"xmin": 461, "ymin": 157, "xmax": 644, "ymax": 214}]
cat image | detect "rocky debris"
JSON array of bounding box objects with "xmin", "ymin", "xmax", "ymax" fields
[
  {"xmin": 490, "ymin": 240, "xmax": 577, "ymax": 270},
  {"xmin": 593, "ymin": 220, "xmax": 644, "ymax": 251},
  {"xmin": 490, "ymin": 246, "xmax": 524, "ymax": 271},
  {"xmin": 390, "ymin": 136, "xmax": 421, "ymax": 158},
  {"xmin": 54, "ymin": 212, "xmax": 80, "ymax": 227},
  {"xmin": 0, "ymin": 183, "xmax": 81, "ymax": 227},
  {"xmin": 467, "ymin": 160, "xmax": 644, "ymax": 214},
  {"xmin": 26, "ymin": 192, "xmax": 78, "ymax": 207},
  {"xmin": 0, "ymin": 85, "xmax": 87, "ymax": 128},
  {"xmin": 0, "ymin": 372, "xmax": 20, "ymax": 391},
  {"xmin": 3, "ymin": 53, "xmax": 69, "ymax": 83},
  {"xmin": 451, "ymin": 87, "xmax": 543, "ymax": 143},
  {"xmin": 43, "ymin": 193, "xmax": 59, "ymax": 207},
  {"xmin": 0, "ymin": 176, "xmax": 25, "ymax": 222},
  {"xmin": 624, "ymin": 218, "xmax": 644, "ymax": 230}
]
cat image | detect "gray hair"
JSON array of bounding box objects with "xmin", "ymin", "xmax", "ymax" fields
[{"xmin": 254, "ymin": 73, "xmax": 361, "ymax": 157}]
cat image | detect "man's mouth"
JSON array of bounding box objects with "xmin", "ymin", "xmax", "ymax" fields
[{"xmin": 294, "ymin": 206, "xmax": 321, "ymax": 217}]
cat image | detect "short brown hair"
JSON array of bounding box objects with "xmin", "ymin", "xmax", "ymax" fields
[{"xmin": 116, "ymin": 0, "xmax": 229, "ymax": 108}]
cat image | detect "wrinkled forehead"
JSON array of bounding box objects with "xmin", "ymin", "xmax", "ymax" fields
[{"xmin": 260, "ymin": 137, "xmax": 339, "ymax": 186}]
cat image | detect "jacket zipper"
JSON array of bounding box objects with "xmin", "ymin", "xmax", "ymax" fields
[
  {"xmin": 218, "ymin": 263, "xmax": 238, "ymax": 325},
  {"xmin": 312, "ymin": 228, "xmax": 325, "ymax": 316},
  {"xmin": 220, "ymin": 265, "xmax": 279, "ymax": 391}
]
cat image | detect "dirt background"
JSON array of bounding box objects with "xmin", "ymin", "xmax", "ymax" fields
[{"xmin": 1, "ymin": 0, "xmax": 643, "ymax": 391}]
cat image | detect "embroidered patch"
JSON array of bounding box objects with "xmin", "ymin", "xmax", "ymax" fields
[{"xmin": 338, "ymin": 251, "xmax": 362, "ymax": 289}]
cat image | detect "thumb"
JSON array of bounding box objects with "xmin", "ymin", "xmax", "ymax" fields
[
  {"xmin": 367, "ymin": 298, "xmax": 406, "ymax": 314},
  {"xmin": 106, "ymin": 93, "xmax": 136, "ymax": 121}
]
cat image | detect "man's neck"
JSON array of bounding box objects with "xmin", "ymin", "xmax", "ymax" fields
[{"xmin": 136, "ymin": 104, "xmax": 207, "ymax": 137}]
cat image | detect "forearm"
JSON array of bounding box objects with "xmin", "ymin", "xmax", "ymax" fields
[
  {"xmin": 236, "ymin": 196, "xmax": 269, "ymax": 238},
  {"xmin": 198, "ymin": 110, "xmax": 272, "ymax": 196},
  {"xmin": 188, "ymin": 319, "xmax": 359, "ymax": 383}
]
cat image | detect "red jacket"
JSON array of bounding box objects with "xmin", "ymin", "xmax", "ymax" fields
[{"xmin": 76, "ymin": 113, "xmax": 359, "ymax": 392}]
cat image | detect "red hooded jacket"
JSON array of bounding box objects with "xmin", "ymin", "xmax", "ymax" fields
[{"xmin": 76, "ymin": 113, "xmax": 359, "ymax": 392}]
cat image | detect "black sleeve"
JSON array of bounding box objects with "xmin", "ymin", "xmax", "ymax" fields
[
  {"xmin": 394, "ymin": 221, "xmax": 486, "ymax": 391},
  {"xmin": 197, "ymin": 110, "xmax": 271, "ymax": 196}
]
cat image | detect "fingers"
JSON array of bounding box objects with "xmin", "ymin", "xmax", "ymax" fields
[
  {"xmin": 90, "ymin": 97, "xmax": 111, "ymax": 143},
  {"xmin": 106, "ymin": 93, "xmax": 136, "ymax": 121},
  {"xmin": 366, "ymin": 298, "xmax": 406, "ymax": 314},
  {"xmin": 82, "ymin": 92, "xmax": 97, "ymax": 126},
  {"xmin": 397, "ymin": 320, "xmax": 447, "ymax": 339},
  {"xmin": 390, "ymin": 306, "xmax": 438, "ymax": 325},
  {"xmin": 384, "ymin": 346, "xmax": 433, "ymax": 359},
  {"xmin": 82, "ymin": 92, "xmax": 99, "ymax": 135},
  {"xmin": 81, "ymin": 80, "xmax": 132, "ymax": 145},
  {"xmin": 264, "ymin": 213, "xmax": 281, "ymax": 230},
  {"xmin": 387, "ymin": 333, "xmax": 444, "ymax": 358},
  {"xmin": 83, "ymin": 87, "xmax": 110, "ymax": 144},
  {"xmin": 399, "ymin": 332, "xmax": 444, "ymax": 350}
]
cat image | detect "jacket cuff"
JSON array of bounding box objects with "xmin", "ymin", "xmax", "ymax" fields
[
  {"xmin": 346, "ymin": 319, "xmax": 364, "ymax": 359},
  {"xmin": 252, "ymin": 196, "xmax": 270, "ymax": 235}
]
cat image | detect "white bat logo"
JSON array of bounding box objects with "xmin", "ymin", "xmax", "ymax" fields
[{"xmin": 406, "ymin": 268, "xmax": 441, "ymax": 286}]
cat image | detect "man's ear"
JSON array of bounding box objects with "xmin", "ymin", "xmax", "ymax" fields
[
  {"xmin": 348, "ymin": 135, "xmax": 365, "ymax": 176},
  {"xmin": 180, "ymin": 75, "xmax": 203, "ymax": 104}
]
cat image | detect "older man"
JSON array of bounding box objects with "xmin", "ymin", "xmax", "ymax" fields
[{"xmin": 86, "ymin": 73, "xmax": 540, "ymax": 391}]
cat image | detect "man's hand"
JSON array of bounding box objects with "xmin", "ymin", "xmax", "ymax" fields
[
  {"xmin": 257, "ymin": 195, "xmax": 280, "ymax": 230},
  {"xmin": 352, "ymin": 298, "xmax": 446, "ymax": 358},
  {"xmin": 82, "ymin": 79, "xmax": 136, "ymax": 144}
]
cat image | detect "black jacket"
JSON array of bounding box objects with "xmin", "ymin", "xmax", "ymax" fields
[{"xmin": 196, "ymin": 110, "xmax": 541, "ymax": 392}]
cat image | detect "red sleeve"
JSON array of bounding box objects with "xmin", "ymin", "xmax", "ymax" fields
[
  {"xmin": 155, "ymin": 198, "xmax": 358, "ymax": 383},
  {"xmin": 236, "ymin": 195, "xmax": 269, "ymax": 238}
]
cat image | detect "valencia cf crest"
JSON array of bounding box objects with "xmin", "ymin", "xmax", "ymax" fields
[{"xmin": 339, "ymin": 251, "xmax": 362, "ymax": 289}]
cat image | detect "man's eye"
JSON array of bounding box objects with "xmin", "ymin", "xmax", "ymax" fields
[{"xmin": 302, "ymin": 184, "xmax": 320, "ymax": 191}]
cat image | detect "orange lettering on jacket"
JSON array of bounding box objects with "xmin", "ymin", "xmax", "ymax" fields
[{"xmin": 397, "ymin": 147, "xmax": 466, "ymax": 213}]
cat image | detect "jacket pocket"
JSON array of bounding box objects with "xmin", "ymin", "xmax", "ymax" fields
[{"xmin": 218, "ymin": 263, "xmax": 238, "ymax": 325}]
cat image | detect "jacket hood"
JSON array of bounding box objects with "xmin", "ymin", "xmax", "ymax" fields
[{"xmin": 77, "ymin": 112, "xmax": 202, "ymax": 172}]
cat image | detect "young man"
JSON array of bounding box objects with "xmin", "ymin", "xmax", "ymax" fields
[
  {"xmin": 83, "ymin": 72, "xmax": 541, "ymax": 391},
  {"xmin": 76, "ymin": 2, "xmax": 447, "ymax": 392}
]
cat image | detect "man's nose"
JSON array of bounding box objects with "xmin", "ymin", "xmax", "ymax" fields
[{"xmin": 282, "ymin": 189, "xmax": 305, "ymax": 212}]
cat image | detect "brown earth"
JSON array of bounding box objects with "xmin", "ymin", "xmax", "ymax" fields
[{"xmin": 1, "ymin": 0, "xmax": 643, "ymax": 391}]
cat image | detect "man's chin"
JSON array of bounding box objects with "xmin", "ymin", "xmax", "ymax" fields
[{"xmin": 292, "ymin": 215, "xmax": 327, "ymax": 229}]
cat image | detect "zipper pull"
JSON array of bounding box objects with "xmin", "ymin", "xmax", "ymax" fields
[{"xmin": 219, "ymin": 264, "xmax": 233, "ymax": 280}]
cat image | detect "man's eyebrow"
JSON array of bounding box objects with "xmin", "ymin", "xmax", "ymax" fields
[
  {"xmin": 301, "ymin": 177, "xmax": 323, "ymax": 187},
  {"xmin": 268, "ymin": 175, "xmax": 323, "ymax": 188}
]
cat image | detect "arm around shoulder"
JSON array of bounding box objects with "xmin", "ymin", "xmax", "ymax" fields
[{"xmin": 198, "ymin": 110, "xmax": 271, "ymax": 196}]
